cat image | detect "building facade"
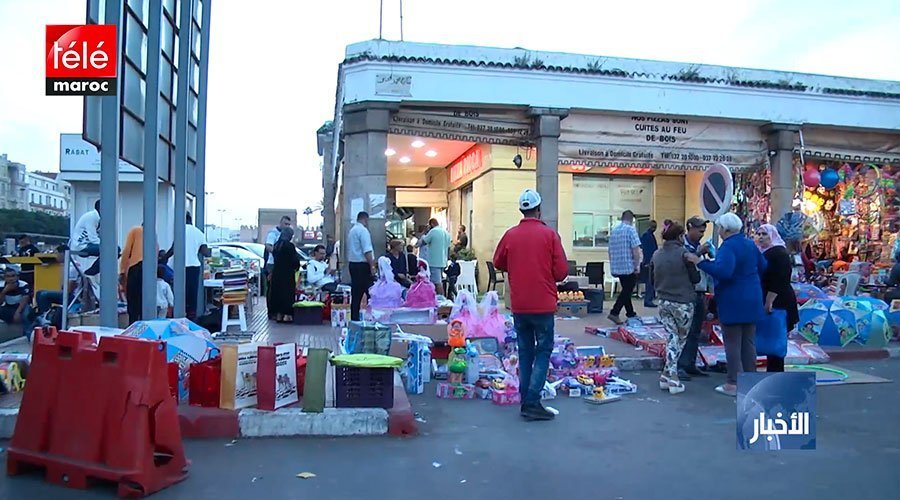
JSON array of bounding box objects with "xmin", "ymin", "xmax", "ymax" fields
[
  {"xmin": 25, "ymin": 171, "xmax": 71, "ymax": 216},
  {"xmin": 322, "ymin": 40, "xmax": 900, "ymax": 289},
  {"xmin": 0, "ymin": 154, "xmax": 28, "ymax": 210}
]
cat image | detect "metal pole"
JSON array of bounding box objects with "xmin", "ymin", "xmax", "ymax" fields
[
  {"xmin": 378, "ymin": 0, "xmax": 383, "ymax": 39},
  {"xmin": 99, "ymin": 0, "xmax": 123, "ymax": 328},
  {"xmin": 173, "ymin": 0, "xmax": 194, "ymax": 318},
  {"xmin": 195, "ymin": 0, "xmax": 212, "ymax": 315},
  {"xmin": 142, "ymin": 0, "xmax": 163, "ymax": 320},
  {"xmin": 399, "ymin": 0, "xmax": 404, "ymax": 41},
  {"xmin": 61, "ymin": 249, "xmax": 69, "ymax": 330}
]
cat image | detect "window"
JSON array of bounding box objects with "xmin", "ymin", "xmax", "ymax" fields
[{"xmin": 572, "ymin": 176, "xmax": 652, "ymax": 248}]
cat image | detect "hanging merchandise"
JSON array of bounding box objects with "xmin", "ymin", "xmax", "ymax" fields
[{"xmin": 733, "ymin": 168, "xmax": 771, "ymax": 228}]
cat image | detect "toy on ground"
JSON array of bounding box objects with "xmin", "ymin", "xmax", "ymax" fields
[
  {"xmin": 605, "ymin": 376, "xmax": 638, "ymax": 395},
  {"xmin": 558, "ymin": 291, "xmax": 585, "ymax": 302},
  {"xmin": 551, "ymin": 341, "xmax": 578, "ymax": 369},
  {"xmin": 841, "ymin": 296, "xmax": 892, "ymax": 347},
  {"xmin": 798, "ymin": 297, "xmax": 860, "ymax": 346},
  {"xmin": 449, "ymin": 290, "xmax": 479, "ymax": 342},
  {"xmin": 447, "ymin": 319, "xmax": 467, "ymax": 348},
  {"xmin": 599, "ymin": 354, "xmax": 616, "ymax": 368},
  {"xmin": 502, "ymin": 354, "xmax": 520, "ymax": 390},
  {"xmin": 447, "ymin": 347, "xmax": 468, "ymax": 384}
]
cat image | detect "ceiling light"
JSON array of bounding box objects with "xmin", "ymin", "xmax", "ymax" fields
[
  {"xmin": 384, "ymin": 148, "xmax": 396, "ymax": 157},
  {"xmin": 399, "ymin": 156, "xmax": 411, "ymax": 164},
  {"xmin": 411, "ymin": 140, "xmax": 425, "ymax": 148},
  {"xmin": 425, "ymin": 150, "xmax": 438, "ymax": 158}
]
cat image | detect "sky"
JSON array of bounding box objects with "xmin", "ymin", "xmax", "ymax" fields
[{"xmin": 1, "ymin": 0, "xmax": 899, "ymax": 229}]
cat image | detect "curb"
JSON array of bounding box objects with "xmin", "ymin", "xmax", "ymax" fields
[
  {"xmin": 388, "ymin": 373, "xmax": 418, "ymax": 437},
  {"xmin": 822, "ymin": 347, "xmax": 898, "ymax": 362},
  {"xmin": 239, "ymin": 407, "xmax": 388, "ymax": 437}
]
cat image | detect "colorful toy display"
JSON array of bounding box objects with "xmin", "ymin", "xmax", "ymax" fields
[
  {"xmin": 798, "ymin": 298, "xmax": 860, "ymax": 347},
  {"xmin": 557, "ymin": 291, "xmax": 585, "ymax": 302}
]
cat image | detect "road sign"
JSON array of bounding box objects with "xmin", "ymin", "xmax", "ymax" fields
[{"xmin": 701, "ymin": 163, "xmax": 734, "ymax": 221}]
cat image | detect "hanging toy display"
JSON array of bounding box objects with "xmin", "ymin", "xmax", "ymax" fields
[
  {"xmin": 820, "ymin": 168, "xmax": 840, "ymax": 190},
  {"xmin": 803, "ymin": 166, "xmax": 821, "ymax": 188}
]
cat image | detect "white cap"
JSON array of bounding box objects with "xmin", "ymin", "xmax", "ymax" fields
[{"xmin": 519, "ymin": 189, "xmax": 542, "ymax": 211}]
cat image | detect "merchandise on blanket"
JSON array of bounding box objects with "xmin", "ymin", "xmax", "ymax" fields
[
  {"xmin": 491, "ymin": 386, "xmax": 521, "ymax": 405},
  {"xmin": 584, "ymin": 386, "xmax": 623, "ymax": 405},
  {"xmin": 698, "ymin": 345, "xmax": 726, "ymax": 368},
  {"xmin": 447, "ymin": 318, "xmax": 467, "ymax": 348},
  {"xmin": 474, "ymin": 378, "xmax": 493, "ymax": 399},
  {"xmin": 368, "ymin": 256, "xmax": 404, "ymax": 309},
  {"xmin": 436, "ymin": 382, "xmax": 476, "ymax": 399},
  {"xmin": 798, "ymin": 343, "xmax": 830, "ymax": 364},
  {"xmin": 557, "ymin": 290, "xmax": 585, "ymax": 302},
  {"xmin": 609, "ymin": 327, "xmax": 637, "ymax": 345},
  {"xmin": 475, "ymin": 292, "xmax": 506, "ymax": 342},
  {"xmin": 502, "ymin": 354, "xmax": 520, "ymax": 391},
  {"xmin": 345, "ymin": 321, "xmax": 392, "ymax": 355},
  {"xmin": 405, "ymin": 260, "xmax": 438, "ymax": 308},
  {"xmin": 604, "ymin": 376, "xmax": 638, "ymax": 395},
  {"xmin": 219, "ymin": 342, "xmax": 259, "ymax": 410},
  {"xmin": 541, "ymin": 379, "xmax": 563, "ymax": 400},
  {"xmin": 639, "ymin": 316, "xmax": 659, "ymax": 325},
  {"xmin": 257, "ymin": 343, "xmax": 300, "ymax": 411},
  {"xmin": 625, "ymin": 317, "xmax": 644, "ymax": 327},
  {"xmin": 636, "ymin": 339, "xmax": 667, "ymax": 358},
  {"xmin": 798, "ymin": 297, "xmax": 859, "ymax": 347},
  {"xmin": 432, "ymin": 359, "xmax": 448, "ymax": 380},
  {"xmin": 708, "ymin": 323, "xmax": 724, "ymax": 345},
  {"xmin": 465, "ymin": 341, "xmax": 480, "ymax": 384},
  {"xmin": 0, "ymin": 361, "xmax": 26, "ymax": 393},
  {"xmin": 449, "ymin": 290, "xmax": 479, "ymax": 343},
  {"xmin": 503, "ymin": 315, "xmax": 516, "ymax": 343},
  {"xmin": 841, "ymin": 296, "xmax": 892, "ymax": 348},
  {"xmin": 550, "ymin": 341, "xmax": 579, "ymax": 370},
  {"xmin": 448, "ymin": 347, "xmax": 468, "ymax": 385},
  {"xmin": 585, "ymin": 325, "xmax": 619, "ymax": 337},
  {"xmin": 466, "ymin": 336, "xmax": 501, "ymax": 356},
  {"xmin": 331, "ymin": 304, "xmax": 350, "ymax": 328}
]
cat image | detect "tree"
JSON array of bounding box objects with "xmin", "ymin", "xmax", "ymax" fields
[{"xmin": 0, "ymin": 209, "xmax": 70, "ymax": 238}]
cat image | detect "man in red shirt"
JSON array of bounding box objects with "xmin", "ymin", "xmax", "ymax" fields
[{"xmin": 493, "ymin": 189, "xmax": 568, "ymax": 421}]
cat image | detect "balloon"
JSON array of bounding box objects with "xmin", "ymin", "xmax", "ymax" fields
[
  {"xmin": 803, "ymin": 168, "xmax": 821, "ymax": 188},
  {"xmin": 820, "ymin": 168, "xmax": 840, "ymax": 189}
]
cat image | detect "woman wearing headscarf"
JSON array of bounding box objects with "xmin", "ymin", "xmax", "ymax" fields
[
  {"xmin": 685, "ymin": 213, "xmax": 766, "ymax": 396},
  {"xmin": 270, "ymin": 227, "xmax": 300, "ymax": 323},
  {"xmin": 754, "ymin": 223, "xmax": 799, "ymax": 372}
]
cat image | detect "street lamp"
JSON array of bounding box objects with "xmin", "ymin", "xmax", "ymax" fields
[
  {"xmin": 303, "ymin": 207, "xmax": 313, "ymax": 229},
  {"xmin": 217, "ymin": 209, "xmax": 226, "ymax": 241}
]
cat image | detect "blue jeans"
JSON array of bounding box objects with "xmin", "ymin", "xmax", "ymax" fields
[
  {"xmin": 514, "ymin": 313, "xmax": 555, "ymax": 404},
  {"xmin": 36, "ymin": 290, "xmax": 64, "ymax": 314}
]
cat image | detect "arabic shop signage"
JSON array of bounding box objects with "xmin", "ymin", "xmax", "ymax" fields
[
  {"xmin": 389, "ymin": 107, "xmax": 531, "ymax": 145},
  {"xmin": 558, "ymin": 113, "xmax": 767, "ymax": 172},
  {"xmin": 448, "ymin": 146, "xmax": 485, "ymax": 185}
]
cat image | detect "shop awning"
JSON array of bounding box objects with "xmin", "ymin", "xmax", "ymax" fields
[
  {"xmin": 395, "ymin": 188, "xmax": 448, "ymax": 208},
  {"xmin": 797, "ymin": 127, "xmax": 900, "ymax": 165},
  {"xmin": 558, "ymin": 112, "xmax": 768, "ymax": 172}
]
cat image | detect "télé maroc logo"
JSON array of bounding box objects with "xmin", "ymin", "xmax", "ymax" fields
[{"xmin": 46, "ymin": 25, "xmax": 117, "ymax": 96}]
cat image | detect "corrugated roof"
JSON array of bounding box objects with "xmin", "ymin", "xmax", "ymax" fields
[{"xmin": 344, "ymin": 40, "xmax": 900, "ymax": 100}]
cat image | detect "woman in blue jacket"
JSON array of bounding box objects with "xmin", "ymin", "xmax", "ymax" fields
[{"xmin": 686, "ymin": 213, "xmax": 766, "ymax": 397}]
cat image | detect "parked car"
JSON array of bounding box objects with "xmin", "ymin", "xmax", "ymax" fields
[
  {"xmin": 209, "ymin": 243, "xmax": 264, "ymax": 279},
  {"xmin": 214, "ymin": 241, "xmax": 309, "ymax": 265}
]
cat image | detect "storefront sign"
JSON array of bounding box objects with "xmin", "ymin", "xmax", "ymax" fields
[
  {"xmin": 558, "ymin": 113, "xmax": 767, "ymax": 172},
  {"xmin": 612, "ymin": 180, "xmax": 652, "ymax": 212},
  {"xmin": 390, "ymin": 107, "xmax": 531, "ymax": 145},
  {"xmin": 795, "ymin": 126, "xmax": 900, "ymax": 165},
  {"xmin": 448, "ymin": 146, "xmax": 485, "ymax": 185},
  {"xmin": 375, "ymin": 73, "xmax": 413, "ymax": 97}
]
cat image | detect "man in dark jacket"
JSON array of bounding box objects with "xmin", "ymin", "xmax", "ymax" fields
[
  {"xmin": 493, "ymin": 189, "xmax": 568, "ymax": 421},
  {"xmin": 640, "ymin": 221, "xmax": 659, "ymax": 307}
]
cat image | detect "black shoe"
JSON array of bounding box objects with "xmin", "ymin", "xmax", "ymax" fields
[
  {"xmin": 684, "ymin": 367, "xmax": 710, "ymax": 377},
  {"xmin": 676, "ymin": 369, "xmax": 693, "ymax": 381},
  {"xmin": 644, "ymin": 303, "xmax": 658, "ymax": 308},
  {"xmin": 520, "ymin": 402, "xmax": 555, "ymax": 421}
]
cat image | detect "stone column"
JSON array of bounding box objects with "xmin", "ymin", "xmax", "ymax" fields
[
  {"xmin": 529, "ymin": 108, "xmax": 568, "ymax": 231},
  {"xmin": 317, "ymin": 122, "xmax": 336, "ymax": 241},
  {"xmin": 762, "ymin": 123, "xmax": 800, "ymax": 222},
  {"xmin": 341, "ymin": 102, "xmax": 397, "ymax": 266}
]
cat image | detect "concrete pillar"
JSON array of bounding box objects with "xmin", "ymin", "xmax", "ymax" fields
[
  {"xmin": 340, "ymin": 102, "xmax": 397, "ymax": 265},
  {"xmin": 529, "ymin": 108, "xmax": 568, "ymax": 231},
  {"xmin": 317, "ymin": 122, "xmax": 336, "ymax": 241},
  {"xmin": 763, "ymin": 123, "xmax": 800, "ymax": 222}
]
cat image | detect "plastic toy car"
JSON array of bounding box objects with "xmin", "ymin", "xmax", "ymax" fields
[
  {"xmin": 491, "ymin": 379, "xmax": 506, "ymax": 391},
  {"xmin": 576, "ymin": 374, "xmax": 595, "ymax": 386}
]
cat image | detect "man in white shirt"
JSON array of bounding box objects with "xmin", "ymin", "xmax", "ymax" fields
[
  {"xmin": 607, "ymin": 210, "xmax": 643, "ymax": 325},
  {"xmin": 347, "ymin": 211, "xmax": 375, "ymax": 321},
  {"xmin": 417, "ymin": 219, "xmax": 452, "ymax": 287},
  {"xmin": 306, "ymin": 244, "xmax": 337, "ymax": 292},
  {"xmin": 71, "ymin": 200, "xmax": 101, "ymax": 256},
  {"xmin": 164, "ymin": 213, "xmax": 210, "ymax": 319}
]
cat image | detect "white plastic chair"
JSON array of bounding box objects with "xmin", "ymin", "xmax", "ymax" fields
[
  {"xmin": 457, "ymin": 260, "xmax": 478, "ymax": 296},
  {"xmin": 602, "ymin": 261, "xmax": 618, "ymax": 298}
]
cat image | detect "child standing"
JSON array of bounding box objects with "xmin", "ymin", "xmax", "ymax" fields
[{"xmin": 156, "ymin": 265, "xmax": 174, "ymax": 318}]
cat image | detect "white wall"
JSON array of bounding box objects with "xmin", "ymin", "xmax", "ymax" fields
[{"xmin": 69, "ymin": 180, "xmax": 190, "ymax": 249}]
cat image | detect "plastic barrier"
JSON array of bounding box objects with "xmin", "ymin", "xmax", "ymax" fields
[{"xmin": 7, "ymin": 331, "xmax": 189, "ymax": 496}]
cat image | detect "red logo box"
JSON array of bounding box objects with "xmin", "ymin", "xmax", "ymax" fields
[{"xmin": 45, "ymin": 24, "xmax": 118, "ymax": 96}]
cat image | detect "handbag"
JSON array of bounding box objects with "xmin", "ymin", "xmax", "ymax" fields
[{"xmin": 755, "ymin": 309, "xmax": 788, "ymax": 357}]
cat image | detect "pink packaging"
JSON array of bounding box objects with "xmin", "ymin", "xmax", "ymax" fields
[
  {"xmin": 436, "ymin": 382, "xmax": 475, "ymax": 399},
  {"xmin": 491, "ymin": 388, "xmax": 521, "ymax": 405}
]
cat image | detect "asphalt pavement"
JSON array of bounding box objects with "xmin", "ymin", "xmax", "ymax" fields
[{"xmin": 1, "ymin": 359, "xmax": 899, "ymax": 500}]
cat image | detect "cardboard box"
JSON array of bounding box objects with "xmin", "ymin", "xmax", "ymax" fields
[
  {"xmin": 436, "ymin": 382, "xmax": 474, "ymax": 399},
  {"xmin": 397, "ymin": 322, "xmax": 448, "ymax": 343},
  {"xmin": 401, "ymin": 341, "xmax": 429, "ymax": 395}
]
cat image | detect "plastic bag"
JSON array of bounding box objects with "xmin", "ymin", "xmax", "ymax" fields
[
  {"xmin": 475, "ymin": 291, "xmax": 506, "ymax": 343},
  {"xmin": 368, "ymin": 256, "xmax": 403, "ymax": 309},
  {"xmin": 755, "ymin": 310, "xmax": 788, "ymax": 357},
  {"xmin": 405, "ymin": 260, "xmax": 437, "ymax": 308},
  {"xmin": 449, "ymin": 290, "xmax": 479, "ymax": 339}
]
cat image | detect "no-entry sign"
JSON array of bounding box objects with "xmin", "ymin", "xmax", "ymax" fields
[{"xmin": 701, "ymin": 163, "xmax": 734, "ymax": 221}]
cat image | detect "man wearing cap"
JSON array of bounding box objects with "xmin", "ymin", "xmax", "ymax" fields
[
  {"xmin": 493, "ymin": 189, "xmax": 568, "ymax": 421},
  {"xmin": 678, "ymin": 216, "xmax": 713, "ymax": 379}
]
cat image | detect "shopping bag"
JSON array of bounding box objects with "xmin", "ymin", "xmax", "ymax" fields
[
  {"xmin": 219, "ymin": 342, "xmax": 259, "ymax": 410},
  {"xmin": 345, "ymin": 321, "xmax": 392, "ymax": 355},
  {"xmin": 257, "ymin": 343, "xmax": 300, "ymax": 411},
  {"xmin": 755, "ymin": 310, "xmax": 788, "ymax": 357}
]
